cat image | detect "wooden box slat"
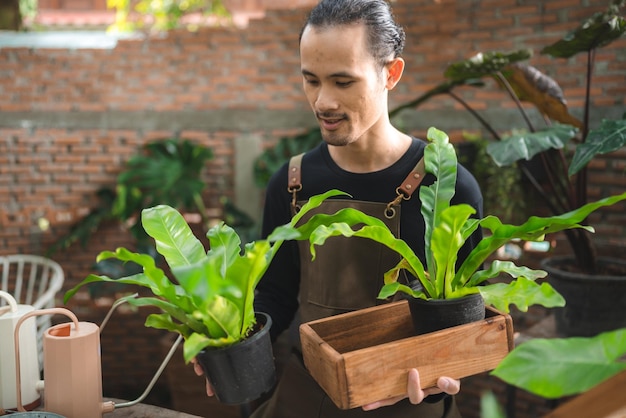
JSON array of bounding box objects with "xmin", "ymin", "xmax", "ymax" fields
[{"xmin": 299, "ymin": 300, "xmax": 514, "ymax": 410}]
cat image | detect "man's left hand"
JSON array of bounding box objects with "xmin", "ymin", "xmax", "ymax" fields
[{"xmin": 361, "ymin": 368, "xmax": 460, "ymax": 411}]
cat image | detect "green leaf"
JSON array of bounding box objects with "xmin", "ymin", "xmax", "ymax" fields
[
  {"xmin": 478, "ymin": 277, "xmax": 565, "ymax": 313},
  {"xmin": 486, "ymin": 124, "xmax": 578, "ymax": 166},
  {"xmin": 455, "ymin": 191, "xmax": 626, "ymax": 286},
  {"xmin": 444, "ymin": 50, "xmax": 532, "ymax": 81},
  {"xmin": 480, "ymin": 391, "xmax": 506, "ymax": 418},
  {"xmin": 62, "ymin": 247, "xmax": 180, "ymax": 304},
  {"xmin": 420, "ymin": 127, "xmax": 457, "ymax": 277},
  {"xmin": 206, "ymin": 222, "xmax": 242, "ymax": 278},
  {"xmin": 492, "ymin": 328, "xmax": 626, "ymax": 398},
  {"xmin": 541, "ymin": 10, "xmax": 626, "ymax": 58},
  {"xmin": 569, "ymin": 118, "xmax": 626, "ymax": 175},
  {"xmin": 183, "ymin": 331, "xmax": 238, "ymax": 363},
  {"xmin": 431, "ymin": 204, "xmax": 476, "ymax": 298},
  {"xmin": 141, "ymin": 205, "xmax": 207, "ymax": 268}
]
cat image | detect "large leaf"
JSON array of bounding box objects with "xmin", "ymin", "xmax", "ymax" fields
[
  {"xmin": 420, "ymin": 127, "xmax": 457, "ymax": 276},
  {"xmin": 444, "ymin": 50, "xmax": 532, "ymax": 81},
  {"xmin": 541, "ymin": 8, "xmax": 626, "ymax": 58},
  {"xmin": 569, "ymin": 118, "xmax": 626, "ymax": 175},
  {"xmin": 492, "ymin": 328, "xmax": 626, "ymax": 398},
  {"xmin": 62, "ymin": 247, "xmax": 181, "ymax": 304},
  {"xmin": 502, "ymin": 63, "xmax": 583, "ymax": 129},
  {"xmin": 486, "ymin": 124, "xmax": 578, "ymax": 166},
  {"xmin": 141, "ymin": 205, "xmax": 207, "ymax": 268}
]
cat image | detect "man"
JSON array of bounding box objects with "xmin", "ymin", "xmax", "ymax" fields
[{"xmin": 196, "ymin": 1, "xmax": 483, "ymax": 416}]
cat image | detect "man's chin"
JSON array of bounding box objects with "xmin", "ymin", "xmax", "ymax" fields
[{"xmin": 321, "ymin": 131, "xmax": 351, "ymax": 147}]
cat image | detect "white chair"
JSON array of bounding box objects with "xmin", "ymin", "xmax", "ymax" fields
[{"xmin": 0, "ymin": 254, "xmax": 65, "ymax": 373}]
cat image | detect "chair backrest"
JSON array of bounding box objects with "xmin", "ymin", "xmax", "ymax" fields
[{"xmin": 0, "ymin": 254, "xmax": 65, "ymax": 373}]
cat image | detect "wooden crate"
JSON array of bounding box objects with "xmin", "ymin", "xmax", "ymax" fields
[{"xmin": 299, "ymin": 300, "xmax": 514, "ymax": 410}]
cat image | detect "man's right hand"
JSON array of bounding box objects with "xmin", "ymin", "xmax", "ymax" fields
[{"xmin": 191, "ymin": 358, "xmax": 215, "ymax": 397}]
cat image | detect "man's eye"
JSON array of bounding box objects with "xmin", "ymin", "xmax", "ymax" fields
[
  {"xmin": 304, "ymin": 78, "xmax": 319, "ymax": 86},
  {"xmin": 336, "ymin": 81, "xmax": 353, "ymax": 87}
]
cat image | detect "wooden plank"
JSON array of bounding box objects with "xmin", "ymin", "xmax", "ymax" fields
[
  {"xmin": 543, "ymin": 369, "xmax": 626, "ymax": 418},
  {"xmin": 300, "ymin": 301, "xmax": 514, "ymax": 409},
  {"xmin": 304, "ymin": 301, "xmax": 414, "ymax": 353}
]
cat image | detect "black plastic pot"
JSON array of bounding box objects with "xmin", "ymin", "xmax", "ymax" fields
[
  {"xmin": 541, "ymin": 256, "xmax": 626, "ymax": 337},
  {"xmin": 407, "ymin": 293, "xmax": 485, "ymax": 335},
  {"xmin": 196, "ymin": 312, "xmax": 276, "ymax": 405}
]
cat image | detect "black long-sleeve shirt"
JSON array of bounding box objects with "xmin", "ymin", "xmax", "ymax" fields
[{"xmin": 254, "ymin": 137, "xmax": 484, "ymax": 341}]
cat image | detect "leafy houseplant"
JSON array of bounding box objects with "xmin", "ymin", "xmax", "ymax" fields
[
  {"xmin": 47, "ymin": 138, "xmax": 216, "ymax": 256},
  {"xmin": 386, "ymin": 1, "xmax": 626, "ymax": 337},
  {"xmin": 294, "ymin": 127, "xmax": 626, "ymax": 329},
  {"xmin": 62, "ymin": 188, "xmax": 344, "ymax": 403},
  {"xmin": 391, "ymin": 1, "xmax": 626, "ymax": 276}
]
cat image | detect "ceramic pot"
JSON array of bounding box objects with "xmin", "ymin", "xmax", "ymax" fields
[
  {"xmin": 407, "ymin": 293, "xmax": 485, "ymax": 335},
  {"xmin": 541, "ymin": 256, "xmax": 626, "ymax": 337},
  {"xmin": 196, "ymin": 312, "xmax": 276, "ymax": 405}
]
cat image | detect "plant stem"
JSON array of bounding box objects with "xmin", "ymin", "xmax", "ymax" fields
[
  {"xmin": 446, "ymin": 91, "xmax": 501, "ymax": 141},
  {"xmin": 495, "ymin": 71, "xmax": 536, "ymax": 132}
]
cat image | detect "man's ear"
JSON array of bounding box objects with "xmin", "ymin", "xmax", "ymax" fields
[{"xmin": 385, "ymin": 57, "xmax": 405, "ymax": 90}]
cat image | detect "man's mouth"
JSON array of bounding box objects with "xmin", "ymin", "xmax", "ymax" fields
[{"xmin": 317, "ymin": 114, "xmax": 346, "ymax": 131}]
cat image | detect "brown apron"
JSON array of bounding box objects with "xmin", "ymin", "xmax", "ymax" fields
[{"xmin": 251, "ymin": 154, "xmax": 461, "ymax": 418}]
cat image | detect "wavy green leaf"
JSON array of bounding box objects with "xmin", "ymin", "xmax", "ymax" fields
[{"xmin": 479, "ymin": 277, "xmax": 565, "ymax": 313}]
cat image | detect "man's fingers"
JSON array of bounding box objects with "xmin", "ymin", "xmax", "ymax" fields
[
  {"xmin": 407, "ymin": 368, "xmax": 425, "ymax": 404},
  {"xmin": 192, "ymin": 361, "xmax": 204, "ymax": 376},
  {"xmin": 438, "ymin": 377, "xmax": 460, "ymax": 395}
]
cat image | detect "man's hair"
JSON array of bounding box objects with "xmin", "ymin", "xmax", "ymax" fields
[{"xmin": 300, "ymin": 0, "xmax": 406, "ymax": 67}]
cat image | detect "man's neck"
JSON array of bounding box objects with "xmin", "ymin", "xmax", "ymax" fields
[{"xmin": 328, "ymin": 128, "xmax": 412, "ymax": 173}]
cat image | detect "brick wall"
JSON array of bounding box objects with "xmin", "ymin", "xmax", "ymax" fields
[{"xmin": 1, "ymin": 0, "xmax": 625, "ymax": 416}]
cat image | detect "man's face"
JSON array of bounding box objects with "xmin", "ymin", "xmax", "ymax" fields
[{"xmin": 300, "ymin": 23, "xmax": 389, "ymax": 147}]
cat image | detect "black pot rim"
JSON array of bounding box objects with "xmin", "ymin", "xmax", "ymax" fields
[
  {"xmin": 202, "ymin": 311, "xmax": 272, "ymax": 354},
  {"xmin": 411, "ymin": 293, "xmax": 484, "ymax": 305},
  {"xmin": 541, "ymin": 256, "xmax": 626, "ymax": 282}
]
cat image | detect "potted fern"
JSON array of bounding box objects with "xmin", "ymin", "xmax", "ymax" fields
[
  {"xmin": 291, "ymin": 127, "xmax": 625, "ymax": 409},
  {"xmin": 63, "ymin": 189, "xmax": 344, "ymax": 405},
  {"xmin": 298, "ymin": 127, "xmax": 626, "ymax": 323}
]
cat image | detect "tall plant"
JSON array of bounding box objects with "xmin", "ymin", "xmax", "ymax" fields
[{"xmin": 392, "ymin": 0, "xmax": 626, "ymax": 274}]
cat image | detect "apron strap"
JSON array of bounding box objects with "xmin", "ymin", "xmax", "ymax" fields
[
  {"xmin": 287, "ymin": 152, "xmax": 426, "ymax": 217},
  {"xmin": 385, "ymin": 155, "xmax": 426, "ymax": 219},
  {"xmin": 288, "ymin": 153, "xmax": 304, "ymax": 212}
]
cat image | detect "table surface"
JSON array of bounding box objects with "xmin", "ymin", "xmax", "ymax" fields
[
  {"xmin": 19, "ymin": 397, "xmax": 202, "ymax": 418},
  {"xmin": 105, "ymin": 399, "xmax": 202, "ymax": 418}
]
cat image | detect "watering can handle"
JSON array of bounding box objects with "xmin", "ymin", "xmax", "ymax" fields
[
  {"xmin": 13, "ymin": 308, "xmax": 80, "ymax": 412},
  {"xmin": 0, "ymin": 290, "xmax": 18, "ymax": 315}
]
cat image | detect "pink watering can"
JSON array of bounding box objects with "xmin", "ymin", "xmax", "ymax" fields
[{"xmin": 12, "ymin": 295, "xmax": 182, "ymax": 418}]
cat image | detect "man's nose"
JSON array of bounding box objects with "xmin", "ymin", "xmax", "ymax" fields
[{"xmin": 315, "ymin": 86, "xmax": 339, "ymax": 111}]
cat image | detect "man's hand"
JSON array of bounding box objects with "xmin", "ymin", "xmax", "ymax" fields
[
  {"xmin": 191, "ymin": 358, "xmax": 215, "ymax": 397},
  {"xmin": 361, "ymin": 368, "xmax": 460, "ymax": 411}
]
